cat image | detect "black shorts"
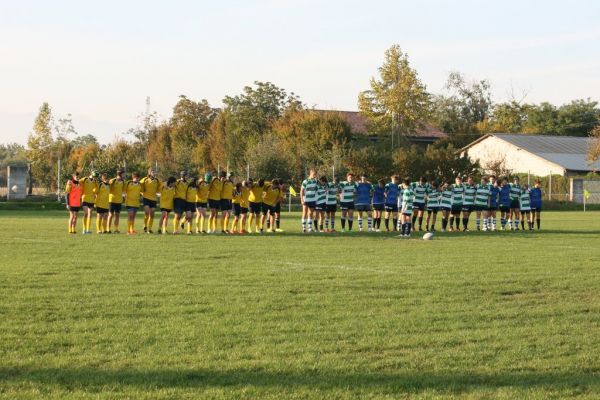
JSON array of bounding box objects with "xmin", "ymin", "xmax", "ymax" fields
[
  {"xmin": 531, "ymin": 206, "xmax": 542, "ymax": 212},
  {"xmin": 82, "ymin": 202, "xmax": 95, "ymax": 209},
  {"xmin": 220, "ymin": 199, "xmax": 232, "ymax": 211},
  {"xmin": 451, "ymin": 205, "xmax": 462, "ymax": 214},
  {"xmin": 196, "ymin": 202, "xmax": 207, "ymax": 209},
  {"xmin": 142, "ymin": 198, "xmax": 157, "ymax": 208},
  {"xmin": 126, "ymin": 206, "xmax": 138, "ymax": 212},
  {"xmin": 233, "ymin": 203, "xmax": 242, "ymax": 216},
  {"xmin": 474, "ymin": 205, "xmax": 487, "ymax": 211},
  {"xmin": 208, "ymin": 199, "xmax": 221, "ymax": 210},
  {"xmin": 173, "ymin": 198, "xmax": 187, "ymax": 214},
  {"xmin": 160, "ymin": 208, "xmax": 172, "ymax": 213},
  {"xmin": 510, "ymin": 199, "xmax": 520, "ymax": 209},
  {"xmin": 413, "ymin": 202, "xmax": 425, "ymax": 211},
  {"xmin": 109, "ymin": 202, "xmax": 122, "ymax": 213},
  {"xmin": 340, "ymin": 201, "xmax": 355, "ymax": 210},
  {"xmin": 384, "ymin": 204, "xmax": 398, "ymax": 212},
  {"xmin": 326, "ymin": 204, "xmax": 337, "ymax": 213},
  {"xmin": 373, "ymin": 203, "xmax": 385, "ymax": 211},
  {"xmin": 96, "ymin": 207, "xmax": 109, "ymax": 214},
  {"xmin": 428, "ymin": 206, "xmax": 439, "ymax": 214},
  {"xmin": 462, "ymin": 205, "xmax": 474, "ymax": 212},
  {"xmin": 249, "ymin": 202, "xmax": 262, "ymax": 215},
  {"xmin": 488, "ymin": 205, "xmax": 499, "ymax": 211},
  {"xmin": 499, "ymin": 204, "xmax": 510, "ymax": 212},
  {"xmin": 315, "ymin": 203, "xmax": 326, "ymax": 211},
  {"xmin": 356, "ymin": 204, "xmax": 371, "ymax": 212},
  {"xmin": 186, "ymin": 202, "xmax": 196, "ymax": 213},
  {"xmin": 441, "ymin": 205, "xmax": 451, "ymax": 211},
  {"xmin": 67, "ymin": 206, "xmax": 80, "ymax": 212},
  {"xmin": 262, "ymin": 203, "xmax": 276, "ymax": 215},
  {"xmin": 304, "ymin": 201, "xmax": 316, "ymax": 209}
]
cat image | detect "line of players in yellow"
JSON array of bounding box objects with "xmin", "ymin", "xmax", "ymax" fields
[{"xmin": 64, "ymin": 168, "xmax": 286, "ymax": 235}]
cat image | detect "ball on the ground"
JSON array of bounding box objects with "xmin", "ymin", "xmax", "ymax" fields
[
  {"xmin": 11, "ymin": 185, "xmax": 19, "ymax": 193},
  {"xmin": 422, "ymin": 232, "xmax": 434, "ymax": 240}
]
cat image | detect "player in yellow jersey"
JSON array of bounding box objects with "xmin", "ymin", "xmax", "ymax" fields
[
  {"xmin": 240, "ymin": 181, "xmax": 251, "ymax": 233},
  {"xmin": 231, "ymin": 182, "xmax": 243, "ymax": 234},
  {"xmin": 195, "ymin": 174, "xmax": 210, "ymax": 234},
  {"xmin": 94, "ymin": 173, "xmax": 111, "ymax": 234},
  {"xmin": 247, "ymin": 178, "xmax": 265, "ymax": 233},
  {"xmin": 172, "ymin": 171, "xmax": 189, "ymax": 234},
  {"xmin": 261, "ymin": 179, "xmax": 281, "ymax": 233},
  {"xmin": 124, "ymin": 172, "xmax": 142, "ymax": 234},
  {"xmin": 274, "ymin": 179, "xmax": 286, "ymax": 232},
  {"xmin": 158, "ymin": 176, "xmax": 176, "ymax": 234},
  {"xmin": 107, "ymin": 169, "xmax": 125, "ymax": 233},
  {"xmin": 220, "ymin": 173, "xmax": 235, "ymax": 234},
  {"xmin": 140, "ymin": 168, "xmax": 161, "ymax": 234},
  {"xmin": 207, "ymin": 171, "xmax": 224, "ymax": 234},
  {"xmin": 79, "ymin": 171, "xmax": 99, "ymax": 234},
  {"xmin": 184, "ymin": 178, "xmax": 198, "ymax": 234}
]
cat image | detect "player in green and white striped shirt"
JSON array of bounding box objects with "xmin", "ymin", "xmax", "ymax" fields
[
  {"xmin": 474, "ymin": 176, "xmax": 491, "ymax": 231},
  {"xmin": 300, "ymin": 168, "xmax": 318, "ymax": 232},
  {"xmin": 439, "ymin": 182, "xmax": 453, "ymax": 232},
  {"xmin": 508, "ymin": 176, "xmax": 522, "ymax": 230},
  {"xmin": 325, "ymin": 177, "xmax": 339, "ymax": 232},
  {"xmin": 449, "ymin": 176, "xmax": 464, "ymax": 232},
  {"xmin": 338, "ymin": 173, "xmax": 357, "ymax": 232},
  {"xmin": 399, "ymin": 178, "xmax": 414, "ymax": 237},
  {"xmin": 315, "ymin": 176, "xmax": 328, "ymax": 232},
  {"xmin": 461, "ymin": 176, "xmax": 476, "ymax": 231},
  {"xmin": 411, "ymin": 176, "xmax": 429, "ymax": 231},
  {"xmin": 519, "ymin": 183, "xmax": 532, "ymax": 230},
  {"xmin": 425, "ymin": 181, "xmax": 441, "ymax": 231}
]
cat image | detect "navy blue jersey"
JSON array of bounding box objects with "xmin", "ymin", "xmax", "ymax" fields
[
  {"xmin": 384, "ymin": 182, "xmax": 399, "ymax": 205},
  {"xmin": 356, "ymin": 182, "xmax": 372, "ymax": 205},
  {"xmin": 372, "ymin": 186, "xmax": 385, "ymax": 204},
  {"xmin": 530, "ymin": 187, "xmax": 542, "ymax": 208},
  {"xmin": 499, "ymin": 185, "xmax": 511, "ymax": 207},
  {"xmin": 489, "ymin": 184, "xmax": 500, "ymax": 207}
]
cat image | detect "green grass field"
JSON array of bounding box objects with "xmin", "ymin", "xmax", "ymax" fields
[{"xmin": 1, "ymin": 210, "xmax": 600, "ymax": 399}]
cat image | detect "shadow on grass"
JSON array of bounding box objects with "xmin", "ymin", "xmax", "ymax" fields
[{"xmin": 0, "ymin": 367, "xmax": 598, "ymax": 393}]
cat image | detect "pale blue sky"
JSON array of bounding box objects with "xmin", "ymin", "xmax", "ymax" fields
[{"xmin": 1, "ymin": 0, "xmax": 599, "ymax": 144}]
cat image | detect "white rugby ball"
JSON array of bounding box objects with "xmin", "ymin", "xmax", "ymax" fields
[
  {"xmin": 11, "ymin": 185, "xmax": 19, "ymax": 193},
  {"xmin": 422, "ymin": 232, "xmax": 434, "ymax": 240}
]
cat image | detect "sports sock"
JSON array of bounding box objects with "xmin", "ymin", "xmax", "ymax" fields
[
  {"xmin": 476, "ymin": 218, "xmax": 481, "ymax": 229},
  {"xmin": 276, "ymin": 218, "xmax": 280, "ymax": 229},
  {"xmin": 507, "ymin": 218, "xmax": 512, "ymax": 229},
  {"xmin": 515, "ymin": 219, "xmax": 520, "ymax": 229},
  {"xmin": 148, "ymin": 216, "xmax": 154, "ymax": 230},
  {"xmin": 301, "ymin": 218, "xmax": 306, "ymax": 231},
  {"xmin": 96, "ymin": 216, "xmax": 101, "ymax": 233},
  {"xmin": 127, "ymin": 220, "xmax": 133, "ymax": 233},
  {"xmin": 340, "ymin": 217, "xmax": 346, "ymax": 230},
  {"xmin": 462, "ymin": 217, "xmax": 468, "ymax": 229},
  {"xmin": 449, "ymin": 216, "xmax": 454, "ymax": 228},
  {"xmin": 319, "ymin": 223, "xmax": 324, "ymax": 231},
  {"xmin": 384, "ymin": 218, "xmax": 389, "ymax": 230},
  {"xmin": 348, "ymin": 218, "xmax": 353, "ymax": 230},
  {"xmin": 307, "ymin": 218, "xmax": 313, "ymax": 232},
  {"xmin": 401, "ymin": 222, "xmax": 406, "ymax": 235},
  {"xmin": 224, "ymin": 215, "xmax": 230, "ymax": 230},
  {"xmin": 367, "ymin": 217, "xmax": 372, "ymax": 231},
  {"xmin": 266, "ymin": 219, "xmax": 270, "ymax": 229},
  {"xmin": 358, "ymin": 218, "xmax": 363, "ymax": 230},
  {"xmin": 406, "ymin": 222, "xmax": 412, "ymax": 235},
  {"xmin": 143, "ymin": 215, "xmax": 148, "ymax": 230},
  {"xmin": 492, "ymin": 218, "xmax": 497, "ymax": 230},
  {"xmin": 442, "ymin": 218, "xmax": 447, "ymax": 230},
  {"xmin": 412, "ymin": 215, "xmax": 417, "ymax": 226},
  {"xmin": 325, "ymin": 218, "xmax": 329, "ymax": 230},
  {"xmin": 331, "ymin": 219, "xmax": 335, "ymax": 230},
  {"xmin": 418, "ymin": 216, "xmax": 423, "ymax": 229},
  {"xmin": 455, "ymin": 217, "xmax": 460, "ymax": 229},
  {"xmin": 536, "ymin": 218, "xmax": 540, "ymax": 229},
  {"xmin": 393, "ymin": 218, "xmax": 398, "ymax": 231},
  {"xmin": 102, "ymin": 218, "xmax": 108, "ymax": 232}
]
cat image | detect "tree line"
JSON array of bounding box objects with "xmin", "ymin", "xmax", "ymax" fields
[{"xmin": 2, "ymin": 44, "xmax": 599, "ymax": 192}]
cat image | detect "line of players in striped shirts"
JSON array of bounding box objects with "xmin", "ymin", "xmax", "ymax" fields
[
  {"xmin": 299, "ymin": 169, "xmax": 543, "ymax": 237},
  {"xmin": 64, "ymin": 168, "xmax": 287, "ymax": 235}
]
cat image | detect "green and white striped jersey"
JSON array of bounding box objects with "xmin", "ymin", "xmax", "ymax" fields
[
  {"xmin": 316, "ymin": 184, "xmax": 326, "ymax": 205},
  {"xmin": 411, "ymin": 182, "xmax": 429, "ymax": 204},
  {"xmin": 401, "ymin": 187, "xmax": 414, "ymax": 214},
  {"xmin": 440, "ymin": 188, "xmax": 453, "ymax": 208},
  {"xmin": 520, "ymin": 189, "xmax": 531, "ymax": 210},
  {"xmin": 509, "ymin": 183, "xmax": 521, "ymax": 201},
  {"xmin": 451, "ymin": 184, "xmax": 464, "ymax": 205},
  {"xmin": 427, "ymin": 189, "xmax": 441, "ymax": 207},
  {"xmin": 338, "ymin": 181, "xmax": 357, "ymax": 203},
  {"xmin": 326, "ymin": 183, "xmax": 338, "ymax": 205},
  {"xmin": 463, "ymin": 184, "xmax": 476, "ymax": 205},
  {"xmin": 301, "ymin": 178, "xmax": 319, "ymax": 202},
  {"xmin": 474, "ymin": 184, "xmax": 491, "ymax": 207}
]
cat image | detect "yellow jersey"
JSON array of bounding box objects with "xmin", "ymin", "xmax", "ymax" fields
[
  {"xmin": 79, "ymin": 177, "xmax": 98, "ymax": 203},
  {"xmin": 221, "ymin": 181, "xmax": 234, "ymax": 200},
  {"xmin": 263, "ymin": 184, "xmax": 281, "ymax": 206},
  {"xmin": 108, "ymin": 177, "xmax": 124, "ymax": 204},
  {"xmin": 208, "ymin": 178, "xmax": 223, "ymax": 201},
  {"xmin": 241, "ymin": 187, "xmax": 250, "ymax": 208},
  {"xmin": 174, "ymin": 179, "xmax": 189, "ymax": 200},
  {"xmin": 186, "ymin": 185, "xmax": 198, "ymax": 203},
  {"xmin": 160, "ymin": 186, "xmax": 175, "ymax": 210},
  {"xmin": 248, "ymin": 184, "xmax": 264, "ymax": 203},
  {"xmin": 196, "ymin": 182, "xmax": 209, "ymax": 203},
  {"xmin": 140, "ymin": 176, "xmax": 160, "ymax": 201},
  {"xmin": 124, "ymin": 180, "xmax": 142, "ymax": 207},
  {"xmin": 94, "ymin": 181, "xmax": 111, "ymax": 209},
  {"xmin": 232, "ymin": 189, "xmax": 242, "ymax": 204}
]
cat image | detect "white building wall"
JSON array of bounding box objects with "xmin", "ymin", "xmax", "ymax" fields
[{"xmin": 463, "ymin": 136, "xmax": 566, "ymax": 176}]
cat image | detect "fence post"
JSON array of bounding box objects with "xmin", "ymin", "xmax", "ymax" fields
[
  {"xmin": 57, "ymin": 158, "xmax": 61, "ymax": 202},
  {"xmin": 288, "ymin": 190, "xmax": 292, "ymax": 213},
  {"xmin": 549, "ymin": 173, "xmax": 552, "ymax": 201}
]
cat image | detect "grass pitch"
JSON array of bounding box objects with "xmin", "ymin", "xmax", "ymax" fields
[{"xmin": 1, "ymin": 210, "xmax": 600, "ymax": 399}]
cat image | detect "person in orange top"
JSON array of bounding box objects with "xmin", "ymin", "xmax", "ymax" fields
[{"xmin": 64, "ymin": 171, "xmax": 82, "ymax": 234}]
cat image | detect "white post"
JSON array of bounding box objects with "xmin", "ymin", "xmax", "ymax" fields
[
  {"xmin": 549, "ymin": 172, "xmax": 552, "ymax": 201},
  {"xmin": 527, "ymin": 170, "xmax": 530, "ymax": 186},
  {"xmin": 247, "ymin": 163, "xmax": 250, "ymax": 180},
  {"xmin": 288, "ymin": 190, "xmax": 292, "ymax": 213},
  {"xmin": 584, "ymin": 193, "xmax": 586, "ymax": 212},
  {"xmin": 57, "ymin": 158, "xmax": 61, "ymax": 202},
  {"xmin": 217, "ymin": 163, "xmax": 220, "ymax": 176},
  {"xmin": 155, "ymin": 160, "xmax": 158, "ymax": 175},
  {"xmin": 332, "ymin": 165, "xmax": 335, "ymax": 181},
  {"xmin": 226, "ymin": 161, "xmax": 229, "ymax": 176}
]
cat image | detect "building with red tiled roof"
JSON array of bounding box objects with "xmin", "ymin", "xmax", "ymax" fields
[{"xmin": 315, "ymin": 110, "xmax": 447, "ymax": 145}]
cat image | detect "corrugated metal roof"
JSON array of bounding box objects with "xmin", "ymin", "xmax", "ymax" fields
[{"xmin": 493, "ymin": 134, "xmax": 600, "ymax": 171}]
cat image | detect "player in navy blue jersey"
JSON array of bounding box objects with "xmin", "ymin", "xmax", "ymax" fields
[
  {"xmin": 372, "ymin": 179, "xmax": 386, "ymax": 232},
  {"xmin": 384, "ymin": 175, "xmax": 400, "ymax": 231},
  {"xmin": 529, "ymin": 179, "xmax": 543, "ymax": 229},
  {"xmin": 355, "ymin": 174, "xmax": 374, "ymax": 232},
  {"xmin": 498, "ymin": 177, "xmax": 512, "ymax": 230}
]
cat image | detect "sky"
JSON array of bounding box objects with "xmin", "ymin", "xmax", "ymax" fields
[{"xmin": 1, "ymin": 0, "xmax": 599, "ymax": 145}]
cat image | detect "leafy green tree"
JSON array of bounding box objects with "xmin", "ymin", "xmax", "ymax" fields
[
  {"xmin": 358, "ymin": 45, "xmax": 430, "ymax": 145},
  {"xmin": 522, "ymin": 102, "xmax": 559, "ymax": 134},
  {"xmin": 27, "ymin": 103, "xmax": 56, "ymax": 191},
  {"xmin": 556, "ymin": 99, "xmax": 599, "ymax": 137},
  {"xmin": 588, "ymin": 125, "xmax": 600, "ymax": 166},
  {"xmin": 487, "ymin": 101, "xmax": 531, "ymax": 133}
]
